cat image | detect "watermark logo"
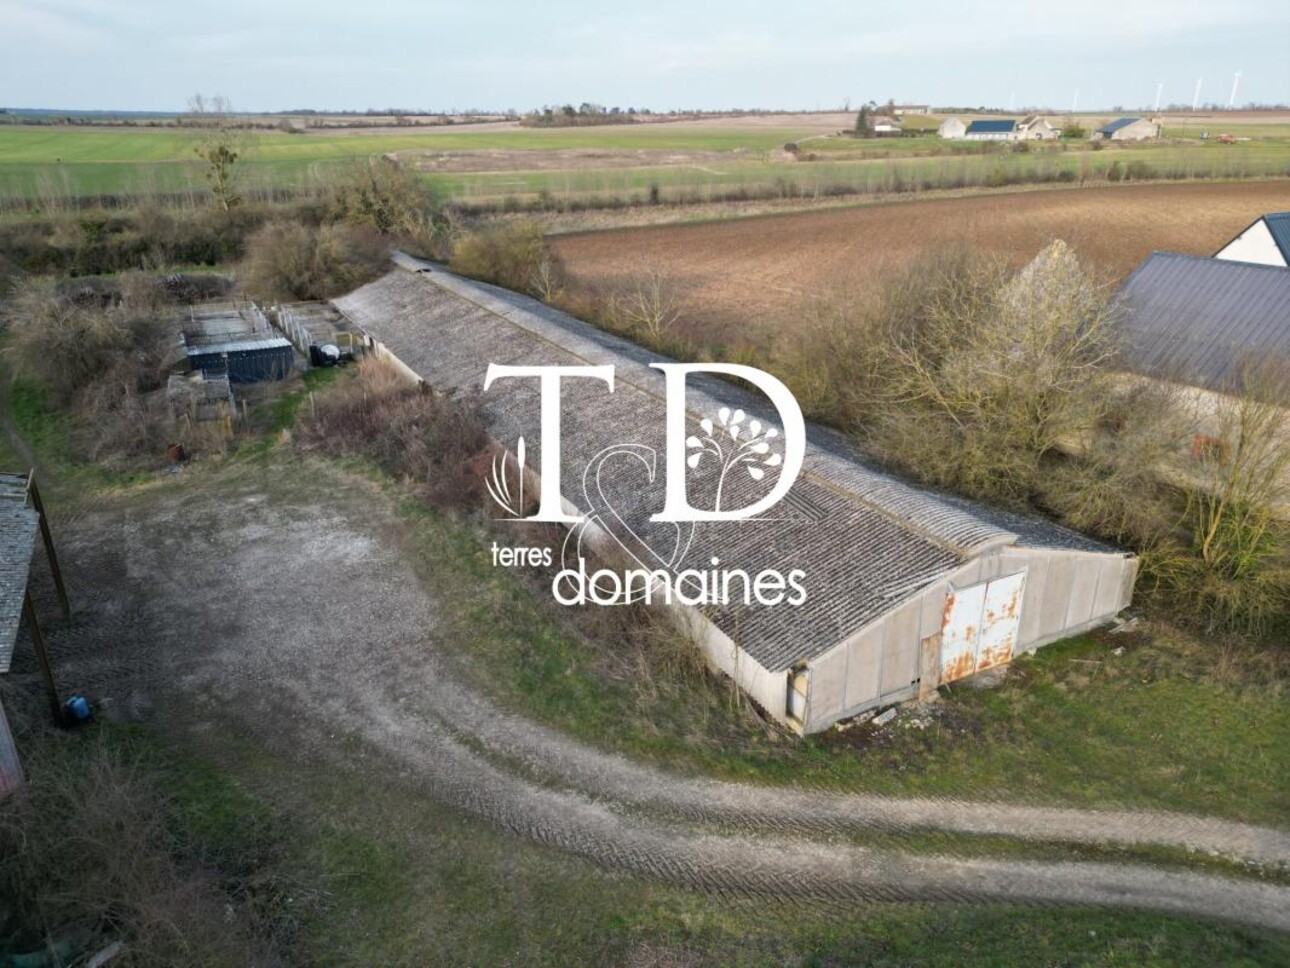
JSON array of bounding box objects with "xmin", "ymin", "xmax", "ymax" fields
[{"xmin": 483, "ymin": 362, "xmax": 808, "ymax": 606}]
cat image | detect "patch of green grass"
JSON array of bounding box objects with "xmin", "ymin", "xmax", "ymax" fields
[
  {"xmin": 21, "ymin": 714, "xmax": 1282, "ymax": 966},
  {"xmin": 379, "ymin": 470, "xmax": 1289, "ymax": 827},
  {"xmin": 4, "ymin": 122, "xmax": 1289, "ymax": 208},
  {"xmin": 4, "ymin": 377, "xmax": 148, "ymax": 494}
]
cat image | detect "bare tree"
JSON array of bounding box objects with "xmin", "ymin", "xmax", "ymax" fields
[
  {"xmin": 529, "ymin": 254, "xmax": 563, "ymax": 302},
  {"xmin": 869, "ymin": 241, "xmax": 1121, "ymax": 501},
  {"xmin": 188, "ymin": 94, "xmax": 246, "ymax": 212},
  {"xmin": 611, "ymin": 267, "xmax": 681, "ymax": 343}
]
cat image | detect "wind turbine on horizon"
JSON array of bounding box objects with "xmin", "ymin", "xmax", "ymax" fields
[
  {"xmin": 1229, "ymin": 71, "xmax": 1242, "ymax": 109},
  {"xmin": 1192, "ymin": 77, "xmax": 1203, "ymax": 112}
]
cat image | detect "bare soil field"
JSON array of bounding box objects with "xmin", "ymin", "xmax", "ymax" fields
[
  {"xmin": 551, "ymin": 180, "xmax": 1290, "ymax": 348},
  {"xmin": 400, "ymin": 146, "xmax": 757, "ymax": 173}
]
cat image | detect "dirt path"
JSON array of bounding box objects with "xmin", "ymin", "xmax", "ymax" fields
[{"xmin": 13, "ymin": 460, "xmax": 1289, "ymax": 931}]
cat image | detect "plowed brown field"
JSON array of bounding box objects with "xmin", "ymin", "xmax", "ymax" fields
[{"xmin": 551, "ymin": 181, "xmax": 1290, "ymax": 348}]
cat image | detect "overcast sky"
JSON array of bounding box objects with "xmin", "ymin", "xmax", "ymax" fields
[{"xmin": 3, "ymin": 0, "xmax": 1288, "ymax": 113}]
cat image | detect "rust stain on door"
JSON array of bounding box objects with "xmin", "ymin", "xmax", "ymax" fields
[{"xmin": 939, "ymin": 571, "xmax": 1027, "ymax": 683}]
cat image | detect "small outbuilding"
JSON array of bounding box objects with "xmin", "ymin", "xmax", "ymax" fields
[
  {"xmin": 937, "ymin": 116, "xmax": 967, "ymax": 139},
  {"xmin": 182, "ymin": 302, "xmax": 296, "ymax": 384},
  {"xmin": 1017, "ymin": 115, "xmax": 1059, "ymax": 140},
  {"xmin": 186, "ymin": 336, "xmax": 295, "ymax": 384},
  {"xmin": 1214, "ymin": 212, "xmax": 1290, "ymax": 268},
  {"xmin": 334, "ymin": 260, "xmax": 1138, "ymax": 734},
  {"xmin": 1094, "ymin": 117, "xmax": 1159, "ymax": 141}
]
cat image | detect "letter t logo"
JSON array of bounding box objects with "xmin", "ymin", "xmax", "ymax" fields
[{"xmin": 484, "ymin": 364, "xmax": 615, "ymax": 522}]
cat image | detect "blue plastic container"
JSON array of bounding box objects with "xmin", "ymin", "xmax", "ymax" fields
[{"xmin": 63, "ymin": 695, "xmax": 90, "ymax": 722}]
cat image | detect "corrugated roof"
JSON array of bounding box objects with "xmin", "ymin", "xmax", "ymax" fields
[
  {"xmin": 0, "ymin": 474, "xmax": 39, "ymax": 674},
  {"xmin": 1099, "ymin": 117, "xmax": 1141, "ymax": 134},
  {"xmin": 336, "ymin": 263, "xmax": 1121, "ymax": 670},
  {"xmin": 1263, "ymin": 213, "xmax": 1290, "ymax": 262},
  {"xmin": 965, "ymin": 119, "xmax": 1016, "ymax": 134},
  {"xmin": 186, "ymin": 336, "xmax": 293, "ymax": 356},
  {"xmin": 1113, "ymin": 252, "xmax": 1290, "ymax": 391}
]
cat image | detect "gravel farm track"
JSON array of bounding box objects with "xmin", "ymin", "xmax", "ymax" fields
[
  {"xmin": 9, "ymin": 459, "xmax": 1290, "ymax": 934},
  {"xmin": 551, "ymin": 180, "xmax": 1290, "ymax": 347}
]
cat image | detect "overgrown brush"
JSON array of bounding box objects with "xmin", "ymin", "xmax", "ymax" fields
[
  {"xmin": 449, "ymin": 220, "xmax": 563, "ymax": 297},
  {"xmin": 0, "ymin": 732, "xmax": 275, "ymax": 966},
  {"xmin": 297, "ymin": 356, "xmax": 490, "ymax": 510},
  {"xmin": 2, "ymin": 276, "xmax": 178, "ymax": 461},
  {"xmin": 780, "ymin": 241, "xmax": 1290, "ymax": 638},
  {"xmin": 238, "ymin": 221, "xmax": 388, "ymax": 302}
]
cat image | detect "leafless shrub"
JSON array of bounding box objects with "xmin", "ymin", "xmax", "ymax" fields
[
  {"xmin": 608, "ymin": 267, "xmax": 681, "ymax": 343},
  {"xmin": 299, "ymin": 356, "xmax": 490, "ymax": 510},
  {"xmin": 449, "ymin": 221, "xmax": 563, "ymax": 298},
  {"xmin": 322, "ymin": 159, "xmax": 448, "ymax": 257},
  {"xmin": 238, "ymin": 221, "xmax": 388, "ymax": 302},
  {"xmin": 0, "ymin": 736, "xmax": 273, "ymax": 966},
  {"xmin": 1179, "ymin": 360, "xmax": 1290, "ymax": 634},
  {"xmin": 783, "ymin": 241, "xmax": 1290, "ymax": 636},
  {"xmin": 529, "ymin": 253, "xmax": 565, "ymax": 302},
  {"xmin": 3, "ymin": 280, "xmax": 168, "ymax": 406}
]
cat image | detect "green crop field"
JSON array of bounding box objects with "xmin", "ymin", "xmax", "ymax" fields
[
  {"xmin": 2, "ymin": 119, "xmax": 1290, "ymax": 209},
  {"xmin": 0, "ymin": 123, "xmax": 826, "ymax": 200}
]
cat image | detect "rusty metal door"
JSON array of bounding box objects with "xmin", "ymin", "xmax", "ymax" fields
[
  {"xmin": 977, "ymin": 571, "xmax": 1026, "ymax": 671},
  {"xmin": 940, "ymin": 582, "xmax": 987, "ymax": 683},
  {"xmin": 939, "ymin": 571, "xmax": 1027, "ymax": 684}
]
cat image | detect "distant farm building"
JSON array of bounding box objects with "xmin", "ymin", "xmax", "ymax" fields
[
  {"xmin": 334, "ymin": 259, "xmax": 1138, "ymax": 734},
  {"xmin": 1094, "ymin": 117, "xmax": 1160, "ymax": 142},
  {"xmin": 964, "ymin": 119, "xmax": 1018, "ymax": 141},
  {"xmin": 1214, "ymin": 212, "xmax": 1290, "ymax": 267},
  {"xmin": 891, "ymin": 104, "xmax": 930, "ymax": 117},
  {"xmin": 1016, "ymin": 116, "xmax": 1059, "ymax": 140},
  {"xmin": 937, "ymin": 116, "xmax": 967, "ymax": 139},
  {"xmin": 182, "ymin": 302, "xmax": 294, "ymax": 384}
]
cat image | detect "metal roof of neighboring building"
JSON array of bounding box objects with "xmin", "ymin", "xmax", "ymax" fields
[
  {"xmin": 0, "ymin": 474, "xmax": 39, "ymax": 674},
  {"xmin": 1113, "ymin": 252, "xmax": 1290, "ymax": 391},
  {"xmin": 1099, "ymin": 117, "xmax": 1141, "ymax": 134},
  {"xmin": 335, "ymin": 262, "xmax": 1121, "ymax": 671},
  {"xmin": 1261, "ymin": 213, "xmax": 1290, "ymax": 262},
  {"xmin": 965, "ymin": 119, "xmax": 1016, "ymax": 133}
]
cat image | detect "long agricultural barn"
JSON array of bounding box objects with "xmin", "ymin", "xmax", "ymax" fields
[{"xmin": 334, "ymin": 259, "xmax": 1138, "ymax": 734}]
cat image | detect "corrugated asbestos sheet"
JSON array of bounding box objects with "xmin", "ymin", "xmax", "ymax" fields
[
  {"xmin": 335, "ymin": 263, "xmax": 1118, "ymax": 671},
  {"xmin": 1113, "ymin": 252, "xmax": 1290, "ymax": 391},
  {"xmin": 0, "ymin": 474, "xmax": 39, "ymax": 674}
]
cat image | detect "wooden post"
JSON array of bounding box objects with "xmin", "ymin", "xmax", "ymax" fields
[
  {"xmin": 26, "ymin": 475, "xmax": 69, "ymax": 620},
  {"xmin": 22, "ymin": 591, "xmax": 62, "ymax": 724}
]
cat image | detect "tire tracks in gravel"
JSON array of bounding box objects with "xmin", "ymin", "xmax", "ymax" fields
[{"xmin": 19, "ymin": 467, "xmax": 1290, "ymax": 933}]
